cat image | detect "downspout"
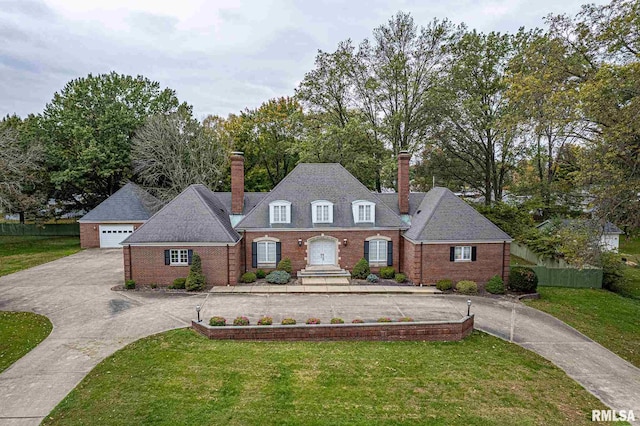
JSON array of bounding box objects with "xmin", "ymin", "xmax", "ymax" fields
[
  {"xmin": 226, "ymin": 244, "xmax": 230, "ymax": 285},
  {"xmin": 420, "ymin": 242, "xmax": 423, "ymax": 285},
  {"xmin": 501, "ymin": 240, "xmax": 506, "ymax": 282}
]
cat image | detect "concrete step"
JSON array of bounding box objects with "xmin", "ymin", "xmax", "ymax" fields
[
  {"xmin": 300, "ymin": 277, "xmax": 351, "ymax": 285},
  {"xmin": 298, "ymin": 268, "xmax": 351, "ymax": 278}
]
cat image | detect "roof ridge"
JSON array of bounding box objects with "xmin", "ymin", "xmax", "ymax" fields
[
  {"xmin": 417, "ymin": 188, "xmax": 447, "ymax": 233},
  {"xmin": 191, "ymin": 184, "xmax": 238, "ymax": 242}
]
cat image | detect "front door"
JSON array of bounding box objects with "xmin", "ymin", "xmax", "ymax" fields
[{"xmin": 309, "ymin": 239, "xmax": 336, "ymax": 266}]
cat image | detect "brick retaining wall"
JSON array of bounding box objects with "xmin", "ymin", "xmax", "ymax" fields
[{"xmin": 192, "ymin": 315, "xmax": 474, "ymax": 342}]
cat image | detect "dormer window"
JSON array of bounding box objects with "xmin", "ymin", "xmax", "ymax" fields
[
  {"xmin": 311, "ymin": 200, "xmax": 333, "ymax": 224},
  {"xmin": 352, "ymin": 200, "xmax": 375, "ymax": 224},
  {"xmin": 269, "ymin": 200, "xmax": 291, "ymax": 224}
]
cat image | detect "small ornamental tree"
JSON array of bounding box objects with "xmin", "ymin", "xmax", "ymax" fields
[
  {"xmin": 277, "ymin": 257, "xmax": 292, "ymax": 274},
  {"xmin": 186, "ymin": 253, "xmax": 206, "ymax": 291}
]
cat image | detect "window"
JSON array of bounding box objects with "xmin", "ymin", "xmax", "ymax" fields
[
  {"xmin": 454, "ymin": 246, "xmax": 472, "ymax": 261},
  {"xmin": 170, "ymin": 249, "xmax": 189, "ymax": 265},
  {"xmin": 369, "ymin": 239, "xmax": 387, "ymax": 263},
  {"xmin": 269, "ymin": 200, "xmax": 291, "ymax": 224},
  {"xmin": 352, "ymin": 200, "xmax": 375, "ymax": 223},
  {"xmin": 257, "ymin": 241, "xmax": 276, "ymax": 264},
  {"xmin": 311, "ymin": 200, "xmax": 333, "ymax": 223}
]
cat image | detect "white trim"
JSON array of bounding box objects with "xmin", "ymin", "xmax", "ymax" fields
[
  {"xmin": 269, "ymin": 200, "xmax": 291, "ymax": 224},
  {"xmin": 454, "ymin": 246, "xmax": 472, "ymax": 262},
  {"xmin": 256, "ymin": 240, "xmax": 277, "ymax": 264},
  {"xmin": 123, "ymin": 241, "xmax": 241, "ymax": 247},
  {"xmin": 402, "ymin": 236, "xmax": 513, "ymax": 244},
  {"xmin": 169, "ymin": 248, "xmax": 189, "ymax": 266},
  {"xmin": 239, "ymin": 227, "xmax": 403, "ymax": 232},
  {"xmin": 311, "ymin": 200, "xmax": 333, "ymax": 224},
  {"xmin": 79, "ymin": 220, "xmax": 146, "ymax": 224},
  {"xmin": 253, "ymin": 236, "xmax": 280, "ymax": 243},
  {"xmin": 365, "ymin": 235, "xmax": 392, "ymax": 242},
  {"xmin": 368, "ymin": 239, "xmax": 388, "ymax": 264}
]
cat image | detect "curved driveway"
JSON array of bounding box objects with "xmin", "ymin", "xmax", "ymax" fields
[{"xmin": 0, "ymin": 249, "xmax": 638, "ymax": 425}]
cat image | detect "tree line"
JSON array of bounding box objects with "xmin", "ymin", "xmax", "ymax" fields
[{"xmin": 0, "ymin": 0, "xmax": 637, "ymax": 231}]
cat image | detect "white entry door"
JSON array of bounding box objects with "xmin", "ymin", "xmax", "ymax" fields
[
  {"xmin": 99, "ymin": 225, "xmax": 134, "ymax": 248},
  {"xmin": 309, "ymin": 239, "xmax": 336, "ymax": 266}
]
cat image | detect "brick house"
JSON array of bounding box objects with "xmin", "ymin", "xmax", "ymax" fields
[
  {"xmin": 120, "ymin": 152, "xmax": 511, "ymax": 286},
  {"xmin": 78, "ymin": 182, "xmax": 162, "ymax": 248}
]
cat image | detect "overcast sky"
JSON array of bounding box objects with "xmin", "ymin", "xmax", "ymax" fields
[{"xmin": 1, "ymin": 0, "xmax": 607, "ymax": 120}]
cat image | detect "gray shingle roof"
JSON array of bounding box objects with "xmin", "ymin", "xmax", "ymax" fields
[
  {"xmin": 404, "ymin": 187, "xmax": 512, "ymax": 242},
  {"xmin": 236, "ymin": 163, "xmax": 408, "ymax": 229},
  {"xmin": 377, "ymin": 192, "xmax": 427, "ymax": 216},
  {"xmin": 79, "ymin": 182, "xmax": 162, "ymax": 222},
  {"xmin": 123, "ymin": 184, "xmax": 240, "ymax": 244},
  {"xmin": 213, "ymin": 192, "xmax": 268, "ymax": 215}
]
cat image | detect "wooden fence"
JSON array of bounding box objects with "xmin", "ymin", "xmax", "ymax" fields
[{"xmin": 0, "ymin": 223, "xmax": 79, "ymax": 236}]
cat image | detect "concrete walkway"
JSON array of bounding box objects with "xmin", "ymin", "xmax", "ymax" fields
[
  {"xmin": 209, "ymin": 284, "xmax": 442, "ymax": 294},
  {"xmin": 0, "ymin": 249, "xmax": 638, "ymax": 425}
]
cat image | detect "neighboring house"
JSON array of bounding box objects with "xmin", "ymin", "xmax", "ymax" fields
[
  {"xmin": 78, "ymin": 182, "xmax": 162, "ymax": 248},
  {"xmin": 117, "ymin": 152, "xmax": 512, "ymax": 286},
  {"xmin": 536, "ymin": 219, "xmax": 624, "ymax": 252}
]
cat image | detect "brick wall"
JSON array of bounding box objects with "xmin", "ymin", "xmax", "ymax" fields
[
  {"xmin": 402, "ymin": 240, "xmax": 510, "ymax": 286},
  {"xmin": 397, "ymin": 152, "xmax": 410, "ymax": 214},
  {"xmin": 231, "ymin": 153, "xmax": 244, "ymax": 214},
  {"xmin": 243, "ymin": 230, "xmax": 403, "ymax": 275},
  {"xmin": 192, "ymin": 315, "xmax": 474, "ymax": 342},
  {"xmin": 80, "ymin": 222, "xmax": 144, "ymax": 248},
  {"xmin": 124, "ymin": 244, "xmax": 241, "ymax": 286}
]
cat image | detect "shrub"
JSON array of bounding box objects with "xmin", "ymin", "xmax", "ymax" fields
[
  {"xmin": 456, "ymin": 280, "xmax": 478, "ymax": 295},
  {"xmin": 601, "ymin": 252, "xmax": 625, "ymax": 291},
  {"xmin": 233, "ymin": 316, "xmax": 250, "ymax": 326},
  {"xmin": 352, "ymin": 258, "xmax": 370, "ymax": 279},
  {"xmin": 124, "ymin": 279, "xmax": 135, "ymax": 290},
  {"xmin": 150, "ymin": 283, "xmax": 158, "ymax": 289},
  {"xmin": 377, "ymin": 317, "xmax": 392, "ymax": 323},
  {"xmin": 351, "ymin": 318, "xmax": 364, "ymax": 324},
  {"xmin": 281, "ymin": 318, "xmax": 297, "ymax": 325},
  {"xmin": 379, "ymin": 266, "xmax": 395, "ymax": 279},
  {"xmin": 209, "ymin": 316, "xmax": 226, "ymax": 326},
  {"xmin": 306, "ymin": 317, "xmax": 321, "ymax": 325},
  {"xmin": 509, "ymin": 266, "xmax": 538, "ymax": 293},
  {"xmin": 485, "ymin": 275, "xmax": 505, "ymax": 294},
  {"xmin": 257, "ymin": 316, "xmax": 273, "ymax": 326},
  {"xmin": 436, "ymin": 279, "xmax": 453, "ymax": 291},
  {"xmin": 185, "ymin": 253, "xmax": 206, "ymax": 291},
  {"xmin": 330, "ymin": 317, "xmax": 344, "ymax": 324},
  {"xmin": 398, "ymin": 317, "xmax": 414, "ymax": 322},
  {"xmin": 394, "ymin": 273, "xmax": 407, "ymax": 283},
  {"xmin": 277, "ymin": 257, "xmax": 292, "ymax": 274},
  {"xmin": 241, "ymin": 272, "xmax": 257, "ymax": 283},
  {"xmin": 366, "ymin": 274, "xmax": 379, "ymax": 283},
  {"xmin": 170, "ymin": 277, "xmax": 186, "ymax": 289},
  {"xmin": 266, "ymin": 270, "xmax": 290, "ymax": 284},
  {"xmin": 256, "ymin": 269, "xmax": 266, "ymax": 279}
]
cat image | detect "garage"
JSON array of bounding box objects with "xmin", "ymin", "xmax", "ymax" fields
[{"xmin": 99, "ymin": 225, "xmax": 134, "ymax": 248}]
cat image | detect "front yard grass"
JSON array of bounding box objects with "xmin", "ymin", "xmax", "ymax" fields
[
  {"xmin": 0, "ymin": 236, "xmax": 81, "ymax": 277},
  {"xmin": 525, "ymin": 287, "xmax": 640, "ymax": 368},
  {"xmin": 0, "ymin": 311, "xmax": 52, "ymax": 373},
  {"xmin": 44, "ymin": 329, "xmax": 608, "ymax": 426},
  {"xmin": 618, "ymin": 236, "xmax": 640, "ymax": 299}
]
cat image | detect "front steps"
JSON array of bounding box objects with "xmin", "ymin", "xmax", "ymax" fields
[{"xmin": 298, "ymin": 265, "xmax": 351, "ymax": 285}]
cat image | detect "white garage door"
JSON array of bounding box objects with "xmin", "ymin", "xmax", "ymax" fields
[{"xmin": 99, "ymin": 225, "xmax": 134, "ymax": 248}]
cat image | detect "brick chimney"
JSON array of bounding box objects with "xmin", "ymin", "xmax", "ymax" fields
[
  {"xmin": 398, "ymin": 150, "xmax": 411, "ymax": 215},
  {"xmin": 231, "ymin": 152, "xmax": 244, "ymax": 215}
]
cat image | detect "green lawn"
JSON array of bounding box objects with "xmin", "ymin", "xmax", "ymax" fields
[
  {"xmin": 525, "ymin": 287, "xmax": 640, "ymax": 368},
  {"xmin": 0, "ymin": 236, "xmax": 81, "ymax": 277},
  {"xmin": 44, "ymin": 329, "xmax": 608, "ymax": 426},
  {"xmin": 618, "ymin": 236, "xmax": 640, "ymax": 299},
  {"xmin": 0, "ymin": 311, "xmax": 52, "ymax": 373}
]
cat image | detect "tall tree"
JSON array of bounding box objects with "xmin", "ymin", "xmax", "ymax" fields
[
  {"xmin": 131, "ymin": 106, "xmax": 229, "ymax": 201},
  {"xmin": 427, "ymin": 29, "xmax": 523, "ymax": 205},
  {"xmin": 39, "ymin": 72, "xmax": 181, "ymax": 211}
]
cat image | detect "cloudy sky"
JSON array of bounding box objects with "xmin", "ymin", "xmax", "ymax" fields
[{"xmin": 1, "ymin": 0, "xmax": 607, "ymax": 120}]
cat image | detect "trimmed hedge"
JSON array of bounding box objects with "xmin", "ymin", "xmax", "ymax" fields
[
  {"xmin": 436, "ymin": 279, "xmax": 453, "ymax": 291},
  {"xmin": 509, "ymin": 266, "xmax": 538, "ymax": 292},
  {"xmin": 394, "ymin": 273, "xmax": 407, "ymax": 283},
  {"xmin": 256, "ymin": 269, "xmax": 266, "ymax": 279},
  {"xmin": 241, "ymin": 272, "xmax": 257, "ymax": 283},
  {"xmin": 485, "ymin": 275, "xmax": 505, "ymax": 294},
  {"xmin": 277, "ymin": 258, "xmax": 292, "ymax": 274},
  {"xmin": 352, "ymin": 258, "xmax": 370, "ymax": 279},
  {"xmin": 379, "ymin": 266, "xmax": 395, "ymax": 279},
  {"xmin": 456, "ymin": 280, "xmax": 478, "ymax": 295},
  {"xmin": 170, "ymin": 277, "xmax": 186, "ymax": 289},
  {"xmin": 124, "ymin": 279, "xmax": 135, "ymax": 290}
]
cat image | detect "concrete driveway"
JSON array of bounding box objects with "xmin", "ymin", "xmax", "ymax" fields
[{"xmin": 0, "ymin": 249, "xmax": 639, "ymax": 425}]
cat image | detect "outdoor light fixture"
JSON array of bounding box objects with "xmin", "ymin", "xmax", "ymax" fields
[
  {"xmin": 467, "ymin": 299, "xmax": 471, "ymax": 316},
  {"xmin": 298, "ymin": 238, "xmax": 303, "ymax": 247},
  {"xmin": 343, "ymin": 238, "xmax": 348, "ymax": 246},
  {"xmin": 196, "ymin": 305, "xmax": 201, "ymax": 323}
]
